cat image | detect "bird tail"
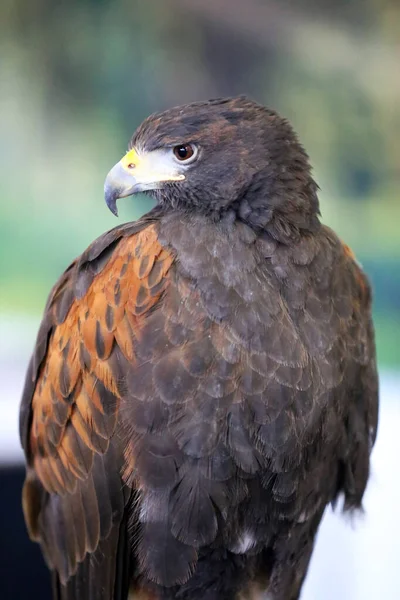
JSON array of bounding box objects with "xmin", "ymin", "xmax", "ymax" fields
[{"xmin": 51, "ymin": 516, "xmax": 131, "ymax": 600}]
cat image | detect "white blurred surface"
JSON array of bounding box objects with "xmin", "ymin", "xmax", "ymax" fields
[
  {"xmin": 1, "ymin": 315, "xmax": 399, "ymax": 599},
  {"xmin": 0, "ymin": 315, "xmax": 39, "ymax": 464},
  {"xmin": 303, "ymin": 373, "xmax": 400, "ymax": 600}
]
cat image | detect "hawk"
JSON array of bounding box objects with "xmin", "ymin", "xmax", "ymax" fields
[{"xmin": 20, "ymin": 96, "xmax": 378, "ymax": 600}]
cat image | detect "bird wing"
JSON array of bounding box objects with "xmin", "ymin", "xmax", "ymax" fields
[
  {"xmin": 334, "ymin": 239, "xmax": 379, "ymax": 508},
  {"xmin": 19, "ymin": 213, "xmax": 174, "ymax": 598},
  {"xmin": 262, "ymin": 226, "xmax": 379, "ymax": 511}
]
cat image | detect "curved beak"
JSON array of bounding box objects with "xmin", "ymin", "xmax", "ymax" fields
[
  {"xmin": 104, "ymin": 147, "xmax": 185, "ymax": 217},
  {"xmin": 104, "ymin": 161, "xmax": 137, "ymax": 217}
]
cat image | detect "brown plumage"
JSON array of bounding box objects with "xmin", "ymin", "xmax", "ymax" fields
[{"xmin": 20, "ymin": 96, "xmax": 378, "ymax": 600}]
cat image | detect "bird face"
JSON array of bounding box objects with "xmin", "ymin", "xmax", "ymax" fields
[
  {"xmin": 104, "ymin": 143, "xmax": 199, "ymax": 216},
  {"xmin": 104, "ymin": 96, "xmax": 318, "ymax": 230}
]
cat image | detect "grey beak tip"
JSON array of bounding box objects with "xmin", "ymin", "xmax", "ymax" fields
[
  {"xmin": 104, "ymin": 162, "xmax": 138, "ymax": 216},
  {"xmin": 104, "ymin": 184, "xmax": 119, "ymax": 217}
]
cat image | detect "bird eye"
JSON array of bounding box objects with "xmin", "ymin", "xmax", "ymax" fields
[{"xmin": 173, "ymin": 144, "xmax": 197, "ymax": 162}]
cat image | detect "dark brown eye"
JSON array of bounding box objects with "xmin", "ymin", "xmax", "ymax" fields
[{"xmin": 173, "ymin": 144, "xmax": 196, "ymax": 161}]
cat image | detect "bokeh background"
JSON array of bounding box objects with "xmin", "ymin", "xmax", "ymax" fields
[{"xmin": 0, "ymin": 1, "xmax": 399, "ymax": 598}]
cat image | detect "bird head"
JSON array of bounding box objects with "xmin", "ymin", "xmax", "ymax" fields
[{"xmin": 104, "ymin": 96, "xmax": 320, "ymax": 235}]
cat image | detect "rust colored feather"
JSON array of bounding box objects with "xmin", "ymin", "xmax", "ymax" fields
[
  {"xmin": 26, "ymin": 224, "xmax": 174, "ymax": 499},
  {"xmin": 114, "ymin": 315, "xmax": 135, "ymax": 361}
]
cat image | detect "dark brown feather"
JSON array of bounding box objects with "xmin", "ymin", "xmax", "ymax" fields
[
  {"xmin": 20, "ymin": 98, "xmax": 378, "ymax": 600},
  {"xmin": 20, "ymin": 213, "xmax": 174, "ymax": 596}
]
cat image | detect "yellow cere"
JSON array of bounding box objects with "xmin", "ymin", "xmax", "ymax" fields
[
  {"xmin": 119, "ymin": 147, "xmax": 186, "ymax": 183},
  {"xmin": 121, "ymin": 148, "xmax": 141, "ymax": 171}
]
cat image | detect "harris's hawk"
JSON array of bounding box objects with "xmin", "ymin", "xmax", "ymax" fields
[{"xmin": 20, "ymin": 96, "xmax": 379, "ymax": 600}]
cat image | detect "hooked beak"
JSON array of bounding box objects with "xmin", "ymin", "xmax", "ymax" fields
[
  {"xmin": 104, "ymin": 161, "xmax": 137, "ymax": 216},
  {"xmin": 104, "ymin": 147, "xmax": 185, "ymax": 216}
]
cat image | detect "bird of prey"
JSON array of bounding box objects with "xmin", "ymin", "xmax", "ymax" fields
[{"xmin": 20, "ymin": 96, "xmax": 378, "ymax": 600}]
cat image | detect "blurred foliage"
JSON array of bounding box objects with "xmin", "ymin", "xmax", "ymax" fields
[{"xmin": 0, "ymin": 0, "xmax": 399, "ymax": 367}]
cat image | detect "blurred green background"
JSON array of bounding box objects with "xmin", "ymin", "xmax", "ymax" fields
[
  {"xmin": 1, "ymin": 2, "xmax": 400, "ymax": 599},
  {"xmin": 0, "ymin": 0, "xmax": 399, "ymax": 368}
]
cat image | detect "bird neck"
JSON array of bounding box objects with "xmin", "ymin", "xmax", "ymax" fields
[
  {"xmin": 157, "ymin": 211, "xmax": 261, "ymax": 298},
  {"xmin": 232, "ymin": 171, "xmax": 321, "ymax": 244}
]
